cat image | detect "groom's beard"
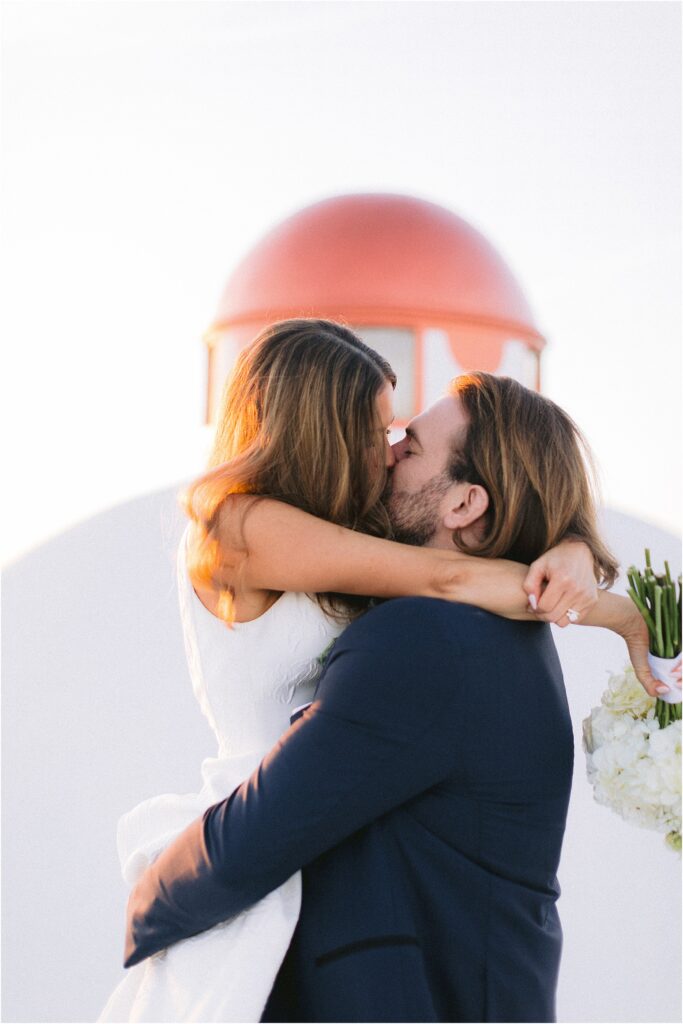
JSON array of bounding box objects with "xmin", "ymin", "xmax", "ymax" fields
[{"xmin": 384, "ymin": 472, "xmax": 451, "ymax": 547}]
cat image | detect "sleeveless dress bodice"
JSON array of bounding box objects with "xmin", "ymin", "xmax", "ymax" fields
[
  {"xmin": 99, "ymin": 527, "xmax": 346, "ymax": 1023},
  {"xmin": 178, "ymin": 533, "xmax": 342, "ymax": 761}
]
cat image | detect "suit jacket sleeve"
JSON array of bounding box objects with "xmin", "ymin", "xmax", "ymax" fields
[{"xmin": 124, "ymin": 598, "xmax": 464, "ymax": 967}]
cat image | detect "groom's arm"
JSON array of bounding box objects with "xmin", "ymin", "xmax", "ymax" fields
[{"xmin": 124, "ymin": 597, "xmax": 465, "ymax": 968}]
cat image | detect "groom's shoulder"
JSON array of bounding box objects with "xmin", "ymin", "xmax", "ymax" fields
[
  {"xmin": 338, "ymin": 597, "xmax": 505, "ymax": 654},
  {"xmin": 338, "ymin": 598, "xmax": 549, "ymax": 665},
  {"xmin": 322, "ymin": 599, "xmax": 468, "ymax": 713}
]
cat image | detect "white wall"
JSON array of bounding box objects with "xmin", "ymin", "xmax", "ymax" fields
[{"xmin": 2, "ymin": 491, "xmax": 680, "ymax": 1022}]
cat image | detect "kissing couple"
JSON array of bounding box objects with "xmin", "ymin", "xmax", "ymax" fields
[{"xmin": 100, "ymin": 319, "xmax": 653, "ymax": 1024}]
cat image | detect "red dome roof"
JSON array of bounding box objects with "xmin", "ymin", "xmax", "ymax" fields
[{"xmin": 213, "ymin": 194, "xmax": 541, "ymax": 339}]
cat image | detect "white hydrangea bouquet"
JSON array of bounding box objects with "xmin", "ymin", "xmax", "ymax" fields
[{"xmin": 582, "ymin": 552, "xmax": 682, "ymax": 853}]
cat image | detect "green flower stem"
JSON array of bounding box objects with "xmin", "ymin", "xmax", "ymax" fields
[
  {"xmin": 655, "ymin": 698, "xmax": 681, "ymax": 729},
  {"xmin": 654, "ymin": 587, "xmax": 665, "ymax": 657},
  {"xmin": 628, "ymin": 568, "xmax": 647, "ymax": 606},
  {"xmin": 669, "ymin": 585, "xmax": 679, "ymax": 651},
  {"xmin": 660, "ymin": 700, "xmax": 670, "ymax": 729},
  {"xmin": 627, "ymin": 569, "xmax": 638, "ymax": 597},
  {"xmin": 627, "ymin": 587, "xmax": 657, "ymax": 636},
  {"xmin": 667, "ymin": 586, "xmax": 675, "ymax": 655},
  {"xmin": 667, "ymin": 583, "xmax": 675, "ymax": 655}
]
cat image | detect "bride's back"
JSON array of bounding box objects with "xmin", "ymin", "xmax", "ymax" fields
[{"xmin": 177, "ymin": 526, "xmax": 344, "ymax": 760}]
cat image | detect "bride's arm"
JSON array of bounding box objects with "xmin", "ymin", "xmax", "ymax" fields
[
  {"xmin": 197, "ymin": 498, "xmax": 658, "ymax": 694},
  {"xmin": 203, "ymin": 497, "xmax": 594, "ymax": 621},
  {"xmin": 576, "ymin": 590, "xmax": 660, "ymax": 696}
]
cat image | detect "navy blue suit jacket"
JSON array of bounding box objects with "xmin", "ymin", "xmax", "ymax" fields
[{"xmin": 124, "ymin": 598, "xmax": 573, "ymax": 1023}]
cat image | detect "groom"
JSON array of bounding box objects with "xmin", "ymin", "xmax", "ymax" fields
[{"xmin": 124, "ymin": 375, "xmax": 595, "ymax": 1022}]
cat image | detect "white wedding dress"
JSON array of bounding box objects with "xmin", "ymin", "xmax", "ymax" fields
[{"xmin": 98, "ymin": 526, "xmax": 345, "ymax": 1023}]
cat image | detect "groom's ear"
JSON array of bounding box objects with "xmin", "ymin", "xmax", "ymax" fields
[{"xmin": 442, "ymin": 483, "xmax": 489, "ymax": 531}]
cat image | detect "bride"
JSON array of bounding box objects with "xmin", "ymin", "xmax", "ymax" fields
[{"xmin": 99, "ymin": 319, "xmax": 651, "ymax": 1023}]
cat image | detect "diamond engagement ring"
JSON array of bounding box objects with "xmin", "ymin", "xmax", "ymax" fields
[{"xmin": 565, "ymin": 608, "xmax": 580, "ymax": 624}]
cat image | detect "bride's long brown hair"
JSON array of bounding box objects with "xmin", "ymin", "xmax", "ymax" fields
[{"xmin": 182, "ymin": 319, "xmax": 396, "ymax": 621}]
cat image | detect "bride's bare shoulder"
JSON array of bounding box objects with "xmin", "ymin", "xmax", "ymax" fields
[
  {"xmin": 187, "ymin": 493, "xmax": 266, "ymax": 551},
  {"xmin": 184, "ymin": 495, "xmax": 250, "ymax": 582},
  {"xmin": 188, "ymin": 496, "xmax": 317, "ymax": 594},
  {"xmin": 214, "ymin": 493, "xmax": 258, "ymax": 551},
  {"xmin": 186, "ymin": 496, "xmax": 283, "ymax": 620},
  {"xmin": 215, "ymin": 495, "xmax": 308, "ymax": 548},
  {"xmin": 188, "ymin": 495, "xmax": 299, "ymax": 562}
]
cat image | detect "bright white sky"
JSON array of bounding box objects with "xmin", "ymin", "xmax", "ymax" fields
[{"xmin": 2, "ymin": 0, "xmax": 680, "ymax": 565}]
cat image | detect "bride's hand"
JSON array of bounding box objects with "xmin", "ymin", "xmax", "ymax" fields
[
  {"xmin": 523, "ymin": 539, "xmax": 598, "ymax": 628},
  {"xmin": 615, "ymin": 600, "xmax": 660, "ymax": 697}
]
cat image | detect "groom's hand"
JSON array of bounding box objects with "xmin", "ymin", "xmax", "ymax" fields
[{"xmin": 523, "ymin": 539, "xmax": 598, "ymax": 627}]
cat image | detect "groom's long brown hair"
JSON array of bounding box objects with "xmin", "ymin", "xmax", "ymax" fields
[
  {"xmin": 447, "ymin": 373, "xmax": 619, "ymax": 586},
  {"xmin": 182, "ymin": 319, "xmax": 396, "ymax": 621}
]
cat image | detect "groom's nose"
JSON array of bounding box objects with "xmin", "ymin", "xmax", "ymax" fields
[{"xmin": 391, "ymin": 435, "xmax": 407, "ymax": 461}]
